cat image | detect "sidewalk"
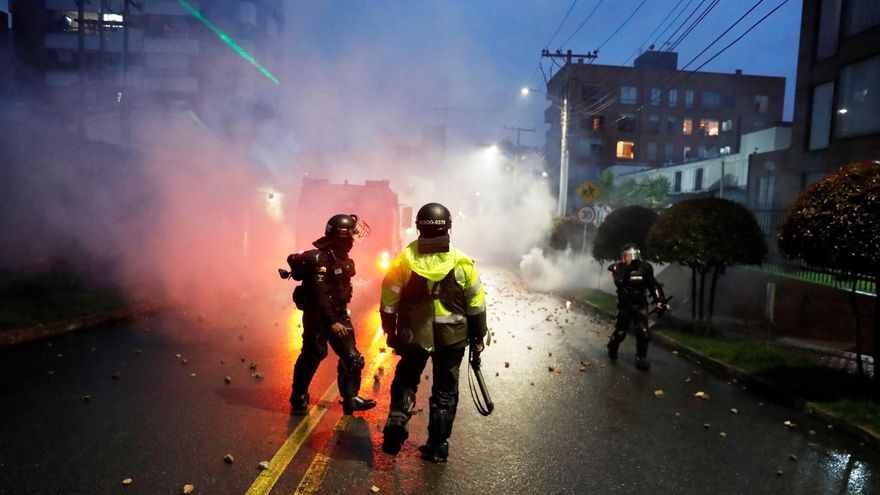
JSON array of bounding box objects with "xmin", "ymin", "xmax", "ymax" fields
[{"xmin": 569, "ymin": 293, "xmax": 880, "ymax": 450}]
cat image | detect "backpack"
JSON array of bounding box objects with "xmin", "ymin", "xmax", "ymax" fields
[{"xmin": 286, "ymin": 250, "xmax": 318, "ymax": 281}]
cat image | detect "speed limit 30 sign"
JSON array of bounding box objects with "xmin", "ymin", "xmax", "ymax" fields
[{"xmin": 577, "ymin": 206, "xmax": 596, "ymax": 224}]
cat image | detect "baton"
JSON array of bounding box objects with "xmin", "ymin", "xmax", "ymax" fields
[{"xmin": 468, "ymin": 346, "xmax": 494, "ymax": 416}]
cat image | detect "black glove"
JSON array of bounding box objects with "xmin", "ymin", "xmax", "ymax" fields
[{"xmin": 381, "ymin": 313, "xmax": 399, "ymax": 349}]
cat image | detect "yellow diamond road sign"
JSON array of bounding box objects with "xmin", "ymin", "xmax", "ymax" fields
[{"xmin": 577, "ymin": 180, "xmax": 599, "ymax": 204}]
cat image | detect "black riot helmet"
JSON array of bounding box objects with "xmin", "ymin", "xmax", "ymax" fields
[
  {"xmin": 313, "ymin": 214, "xmax": 370, "ymax": 250},
  {"xmin": 621, "ymin": 243, "xmax": 641, "ymax": 265},
  {"xmin": 416, "ymin": 203, "xmax": 452, "ymax": 238}
]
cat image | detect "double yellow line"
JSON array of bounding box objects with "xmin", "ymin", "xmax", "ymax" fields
[{"xmin": 246, "ymin": 323, "xmax": 391, "ymax": 494}]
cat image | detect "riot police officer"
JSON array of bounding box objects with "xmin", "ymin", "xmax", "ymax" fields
[
  {"xmin": 287, "ymin": 214, "xmax": 376, "ymax": 415},
  {"xmin": 606, "ymin": 243, "xmax": 667, "ymax": 371},
  {"xmin": 379, "ymin": 203, "xmax": 488, "ymax": 463}
]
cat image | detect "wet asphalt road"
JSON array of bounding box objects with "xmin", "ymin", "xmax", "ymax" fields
[{"xmin": 1, "ymin": 266, "xmax": 880, "ymax": 494}]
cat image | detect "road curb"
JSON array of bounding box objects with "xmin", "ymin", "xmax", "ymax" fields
[
  {"xmin": 0, "ymin": 303, "xmax": 161, "ymax": 349},
  {"xmin": 571, "ymin": 294, "xmax": 880, "ymax": 451}
]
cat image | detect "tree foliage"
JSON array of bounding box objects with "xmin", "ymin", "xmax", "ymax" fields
[
  {"xmin": 592, "ymin": 205, "xmax": 658, "ymax": 262},
  {"xmin": 549, "ymin": 215, "xmax": 595, "ymax": 252},
  {"xmin": 778, "ymin": 160, "xmax": 880, "ymax": 274},
  {"xmin": 647, "ymin": 198, "xmax": 767, "ymax": 330}
]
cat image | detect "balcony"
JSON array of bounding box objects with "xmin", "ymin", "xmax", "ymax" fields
[
  {"xmin": 44, "ymin": 0, "xmax": 198, "ymax": 16},
  {"xmin": 45, "ymin": 30, "xmax": 145, "ymax": 53}
]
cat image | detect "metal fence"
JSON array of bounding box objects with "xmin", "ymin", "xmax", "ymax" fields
[{"xmin": 750, "ymin": 209, "xmax": 876, "ymax": 296}]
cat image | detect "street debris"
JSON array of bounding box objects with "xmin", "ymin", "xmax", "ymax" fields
[
  {"xmin": 379, "ymin": 347, "xmax": 386, "ymax": 353},
  {"xmin": 133, "ymin": 349, "xmax": 143, "ymax": 355},
  {"xmin": 684, "ymin": 377, "xmax": 692, "ymax": 384},
  {"xmin": 693, "ymin": 391, "xmax": 710, "ymax": 400},
  {"xmin": 671, "ymin": 350, "xmax": 679, "ymax": 356},
  {"xmin": 371, "ymin": 486, "xmax": 381, "ymax": 493},
  {"xmin": 224, "ymin": 453, "xmax": 234, "ymax": 464},
  {"xmin": 249, "ymin": 363, "xmax": 258, "ymax": 370},
  {"xmin": 653, "ymin": 389, "xmax": 664, "ymax": 397},
  {"xmin": 504, "ymin": 362, "xmax": 510, "ymax": 368},
  {"xmin": 776, "ymin": 469, "xmax": 784, "ymax": 476},
  {"xmin": 719, "ymin": 432, "xmax": 727, "ymax": 438},
  {"xmin": 253, "ymin": 372, "xmax": 265, "ymax": 380},
  {"xmin": 808, "ymin": 429, "xmax": 816, "ymax": 436},
  {"xmin": 183, "ymin": 484, "xmax": 194, "ymax": 494},
  {"xmin": 224, "ymin": 376, "xmax": 232, "ymax": 384},
  {"xmin": 675, "ymin": 412, "xmax": 681, "ymax": 417},
  {"xmin": 81, "ymin": 395, "xmax": 91, "ymax": 402},
  {"xmin": 46, "ymin": 370, "xmax": 54, "ymax": 376},
  {"xmin": 789, "ymin": 454, "xmax": 798, "ymax": 462},
  {"xmin": 258, "ymin": 461, "xmax": 270, "ymax": 470},
  {"xmin": 190, "ymin": 373, "xmax": 197, "ymax": 377},
  {"xmin": 730, "ymin": 408, "xmax": 738, "ymax": 414},
  {"xmin": 703, "ymin": 423, "xmax": 711, "ymax": 429},
  {"xmin": 783, "ymin": 420, "xmax": 796, "ymax": 429},
  {"xmin": 181, "ymin": 358, "xmax": 188, "ymax": 365},
  {"xmin": 220, "ymin": 359, "xmax": 226, "ymax": 364},
  {"xmin": 111, "ymin": 372, "xmax": 121, "ymax": 380},
  {"xmin": 122, "ymin": 478, "xmax": 133, "ymax": 486}
]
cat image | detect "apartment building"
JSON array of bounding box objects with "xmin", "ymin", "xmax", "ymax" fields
[{"xmin": 544, "ymin": 50, "xmax": 785, "ymax": 214}]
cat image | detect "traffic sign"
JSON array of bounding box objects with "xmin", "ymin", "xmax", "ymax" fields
[
  {"xmin": 577, "ymin": 206, "xmax": 596, "ymax": 224},
  {"xmin": 576, "ymin": 180, "xmax": 600, "ymax": 204}
]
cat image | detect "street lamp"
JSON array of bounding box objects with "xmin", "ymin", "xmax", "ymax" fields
[{"xmin": 522, "ymin": 85, "xmax": 570, "ymax": 216}]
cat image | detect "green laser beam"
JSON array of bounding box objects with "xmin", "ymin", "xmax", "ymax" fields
[{"xmin": 177, "ymin": 0, "xmax": 279, "ymax": 85}]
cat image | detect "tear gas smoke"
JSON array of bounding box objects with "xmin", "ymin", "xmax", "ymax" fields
[{"xmin": 519, "ymin": 248, "xmax": 612, "ymax": 293}]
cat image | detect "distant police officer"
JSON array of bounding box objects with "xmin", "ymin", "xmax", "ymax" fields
[
  {"xmin": 607, "ymin": 243, "xmax": 667, "ymax": 371},
  {"xmin": 288, "ymin": 214, "xmax": 377, "ymax": 415},
  {"xmin": 379, "ymin": 203, "xmax": 488, "ymax": 463}
]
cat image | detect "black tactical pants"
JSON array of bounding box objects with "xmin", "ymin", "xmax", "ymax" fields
[
  {"xmin": 609, "ymin": 306, "xmax": 651, "ymax": 358},
  {"xmin": 292, "ymin": 311, "xmax": 365, "ymax": 399},
  {"xmin": 388, "ymin": 346, "xmax": 466, "ymax": 444}
]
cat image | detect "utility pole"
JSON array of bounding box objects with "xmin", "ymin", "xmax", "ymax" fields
[
  {"xmin": 540, "ymin": 49, "xmax": 597, "ymax": 216},
  {"xmin": 502, "ymin": 125, "xmax": 535, "ymax": 148}
]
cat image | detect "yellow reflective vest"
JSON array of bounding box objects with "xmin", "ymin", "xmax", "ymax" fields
[{"xmin": 381, "ymin": 241, "xmax": 486, "ymax": 351}]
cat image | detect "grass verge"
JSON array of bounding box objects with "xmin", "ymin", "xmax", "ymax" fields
[
  {"xmin": 0, "ymin": 290, "xmax": 127, "ymax": 332},
  {"xmin": 819, "ymin": 400, "xmax": 880, "ymax": 435},
  {"xmin": 579, "ymin": 288, "xmax": 618, "ymax": 315}
]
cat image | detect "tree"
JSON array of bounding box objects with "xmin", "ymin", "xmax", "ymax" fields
[
  {"xmin": 647, "ymin": 198, "xmax": 767, "ymax": 332},
  {"xmin": 549, "ymin": 215, "xmax": 595, "ymax": 252},
  {"xmin": 592, "ymin": 205, "xmax": 658, "ymax": 262},
  {"xmin": 778, "ymin": 160, "xmax": 880, "ymax": 397}
]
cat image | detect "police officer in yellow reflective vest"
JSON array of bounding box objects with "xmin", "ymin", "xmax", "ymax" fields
[{"xmin": 379, "ymin": 203, "xmax": 488, "ymax": 463}]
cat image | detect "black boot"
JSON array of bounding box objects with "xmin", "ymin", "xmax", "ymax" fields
[
  {"xmin": 607, "ymin": 340, "xmax": 619, "ymax": 360},
  {"xmin": 418, "ymin": 442, "xmax": 449, "ymax": 463},
  {"xmin": 635, "ymin": 357, "xmax": 651, "ymax": 371},
  {"xmin": 341, "ymin": 396, "xmax": 376, "ymax": 415},
  {"xmin": 290, "ymin": 392, "xmax": 309, "ymax": 414},
  {"xmin": 382, "ymin": 415, "xmax": 409, "ymax": 455}
]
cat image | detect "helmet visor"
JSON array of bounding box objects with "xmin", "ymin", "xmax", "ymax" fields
[
  {"xmin": 622, "ymin": 247, "xmax": 641, "ymax": 264},
  {"xmin": 349, "ymin": 215, "xmax": 371, "ymax": 240}
]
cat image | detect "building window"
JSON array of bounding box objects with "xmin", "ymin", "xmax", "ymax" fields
[
  {"xmin": 674, "ymin": 171, "xmax": 682, "ymax": 192},
  {"xmin": 647, "ymin": 142, "xmax": 658, "ymax": 160},
  {"xmin": 649, "ymin": 115, "xmax": 660, "ymax": 133},
  {"xmin": 666, "ymin": 116, "xmax": 676, "ymax": 135},
  {"xmin": 720, "ymin": 145, "xmax": 731, "ymax": 155},
  {"xmin": 616, "ymin": 141, "xmax": 635, "ymax": 159},
  {"xmin": 651, "ymin": 88, "xmax": 661, "ymax": 106},
  {"xmin": 665, "ymin": 143, "xmax": 674, "ymax": 161},
  {"xmin": 694, "ymin": 168, "xmax": 704, "ymax": 190},
  {"xmin": 816, "ymin": 0, "xmax": 841, "ymax": 60},
  {"xmin": 683, "ymin": 146, "xmax": 692, "ymax": 160},
  {"xmin": 577, "ymin": 138, "xmax": 604, "ymax": 157},
  {"xmin": 699, "ymin": 119, "xmax": 720, "ymax": 136},
  {"xmin": 835, "ymin": 55, "xmax": 880, "ymax": 139},
  {"xmin": 682, "ymin": 118, "xmax": 693, "ymax": 136},
  {"xmin": 620, "ymin": 86, "xmax": 637, "ymax": 105},
  {"xmin": 685, "ymin": 90, "xmax": 694, "ymax": 107},
  {"xmin": 668, "ymin": 89, "xmax": 678, "ymax": 107},
  {"xmin": 843, "ymin": 0, "xmax": 880, "ymax": 36},
  {"xmin": 721, "ymin": 119, "xmax": 733, "ymax": 132},
  {"xmin": 702, "ymin": 91, "xmax": 721, "ymax": 109},
  {"xmin": 755, "ymin": 95, "xmax": 769, "ymax": 113},
  {"xmin": 809, "ymin": 82, "xmax": 834, "ymax": 150},
  {"xmin": 757, "ymin": 175, "xmax": 775, "ymax": 209},
  {"xmin": 584, "ymin": 115, "xmax": 604, "ymax": 130},
  {"xmin": 618, "ymin": 114, "xmax": 636, "ymax": 132}
]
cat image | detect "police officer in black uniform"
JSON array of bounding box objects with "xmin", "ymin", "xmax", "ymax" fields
[
  {"xmin": 606, "ymin": 243, "xmax": 668, "ymax": 371},
  {"xmin": 288, "ymin": 214, "xmax": 376, "ymax": 415}
]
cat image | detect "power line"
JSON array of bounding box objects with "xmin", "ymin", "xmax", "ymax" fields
[
  {"xmin": 623, "ymin": 0, "xmax": 688, "ymax": 66},
  {"xmin": 545, "ymin": 0, "xmax": 580, "ymax": 49},
  {"xmin": 678, "ymin": 0, "xmax": 765, "ymax": 72},
  {"xmin": 668, "ymin": 0, "xmax": 722, "ymax": 51},
  {"xmin": 651, "ymin": 0, "xmax": 695, "ymax": 49},
  {"xmin": 661, "ymin": 0, "xmax": 708, "ymax": 50},
  {"xmin": 594, "ymin": 0, "xmax": 650, "ymax": 53},
  {"xmin": 558, "ymin": 0, "xmax": 605, "ymax": 49}
]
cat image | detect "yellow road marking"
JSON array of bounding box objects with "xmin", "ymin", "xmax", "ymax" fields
[
  {"xmin": 244, "ymin": 384, "xmax": 339, "ymax": 495},
  {"xmin": 292, "ymin": 416, "xmax": 352, "ymax": 495}
]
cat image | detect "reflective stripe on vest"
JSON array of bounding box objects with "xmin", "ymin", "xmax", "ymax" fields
[
  {"xmin": 381, "ymin": 304, "xmax": 398, "ymax": 314},
  {"xmin": 464, "ymin": 278, "xmax": 482, "ymax": 298},
  {"xmin": 466, "ymin": 303, "xmax": 486, "ymax": 315},
  {"xmin": 434, "ymin": 313, "xmax": 465, "ymax": 324}
]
